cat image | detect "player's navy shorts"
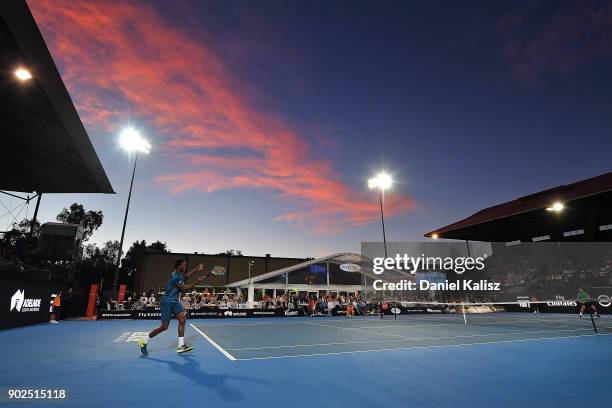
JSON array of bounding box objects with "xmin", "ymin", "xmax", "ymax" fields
[{"xmin": 160, "ymin": 301, "xmax": 183, "ymax": 322}]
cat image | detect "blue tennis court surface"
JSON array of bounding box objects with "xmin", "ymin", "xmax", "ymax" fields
[
  {"xmin": 1, "ymin": 316, "xmax": 611, "ymax": 407},
  {"xmin": 192, "ymin": 314, "xmax": 612, "ymax": 360}
]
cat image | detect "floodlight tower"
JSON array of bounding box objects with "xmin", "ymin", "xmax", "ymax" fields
[
  {"xmin": 112, "ymin": 128, "xmax": 151, "ymax": 291},
  {"xmin": 368, "ymin": 172, "xmax": 393, "ymax": 258}
]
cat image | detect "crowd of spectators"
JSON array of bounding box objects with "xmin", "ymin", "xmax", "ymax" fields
[
  {"xmin": 107, "ymin": 288, "xmax": 244, "ymax": 310},
  {"xmin": 106, "ymin": 288, "xmax": 378, "ymax": 315}
]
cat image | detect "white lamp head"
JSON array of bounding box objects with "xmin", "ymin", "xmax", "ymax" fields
[
  {"xmin": 15, "ymin": 67, "xmax": 32, "ymax": 81},
  {"xmin": 119, "ymin": 128, "xmax": 151, "ymax": 154},
  {"xmin": 545, "ymin": 201, "xmax": 564, "ymax": 213},
  {"xmin": 368, "ymin": 172, "xmax": 393, "ymax": 191}
]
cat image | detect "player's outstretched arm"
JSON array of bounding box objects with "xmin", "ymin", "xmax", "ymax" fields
[
  {"xmin": 184, "ymin": 264, "xmax": 204, "ymax": 279},
  {"xmin": 179, "ymin": 276, "xmax": 205, "ymax": 291}
]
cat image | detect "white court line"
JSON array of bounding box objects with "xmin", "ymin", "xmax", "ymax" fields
[
  {"xmin": 224, "ymin": 328, "xmax": 595, "ymax": 351},
  {"xmin": 309, "ymin": 321, "xmax": 415, "ymax": 340},
  {"xmin": 193, "ymin": 315, "xmax": 600, "ymax": 329},
  {"xmin": 234, "ymin": 332, "xmax": 612, "ymax": 361},
  {"xmin": 189, "ymin": 323, "xmax": 237, "ymax": 361},
  {"xmin": 332, "ymin": 317, "xmax": 596, "ymax": 329},
  {"xmin": 113, "ymin": 332, "xmax": 132, "ymax": 342},
  {"xmin": 192, "ymin": 317, "xmax": 381, "ymax": 327}
]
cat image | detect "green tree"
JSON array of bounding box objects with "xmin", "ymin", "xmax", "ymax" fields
[
  {"xmin": 148, "ymin": 240, "xmax": 169, "ymax": 253},
  {"xmin": 56, "ymin": 203, "xmax": 103, "ymax": 241},
  {"xmin": 80, "ymin": 240, "xmax": 120, "ymax": 286},
  {"xmin": 13, "ymin": 218, "xmax": 41, "ymax": 238},
  {"xmin": 121, "ymin": 240, "xmax": 147, "ymax": 277},
  {"xmin": 120, "ymin": 240, "xmax": 170, "ymax": 289},
  {"xmin": 216, "ymin": 249, "xmax": 243, "ymax": 256}
]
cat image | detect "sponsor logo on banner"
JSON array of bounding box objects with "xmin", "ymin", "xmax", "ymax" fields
[
  {"xmin": 516, "ymin": 296, "xmax": 530, "ymax": 308},
  {"xmin": 10, "ymin": 290, "xmax": 42, "ymax": 312},
  {"xmin": 390, "ymin": 307, "xmax": 401, "ymax": 315},
  {"xmin": 101, "ymin": 312, "xmax": 132, "ymax": 318},
  {"xmin": 284, "ymin": 310, "xmax": 299, "ymax": 316},
  {"xmin": 253, "ymin": 311, "xmax": 275, "ymax": 316},
  {"xmin": 340, "ymin": 263, "xmax": 361, "ymax": 272},
  {"xmin": 136, "ymin": 311, "xmax": 161, "ymax": 318},
  {"xmin": 546, "ymin": 301, "xmax": 577, "ymax": 307},
  {"xmin": 598, "ymin": 295, "xmax": 611, "ymax": 308},
  {"xmin": 190, "ymin": 311, "xmax": 218, "ymax": 317},
  {"xmin": 222, "ymin": 310, "xmax": 248, "ymax": 317}
]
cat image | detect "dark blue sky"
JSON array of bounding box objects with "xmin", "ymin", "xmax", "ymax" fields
[{"xmin": 18, "ymin": 0, "xmax": 612, "ymax": 257}]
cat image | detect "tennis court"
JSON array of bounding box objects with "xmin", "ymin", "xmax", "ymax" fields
[
  {"xmin": 1, "ymin": 313, "xmax": 611, "ymax": 408},
  {"xmin": 191, "ymin": 312, "xmax": 612, "ymax": 360}
]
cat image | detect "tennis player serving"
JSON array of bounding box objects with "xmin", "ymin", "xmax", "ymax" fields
[{"xmin": 139, "ymin": 259, "xmax": 205, "ymax": 355}]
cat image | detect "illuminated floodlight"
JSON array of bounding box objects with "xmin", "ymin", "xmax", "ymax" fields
[
  {"xmin": 545, "ymin": 202, "xmax": 564, "ymax": 213},
  {"xmin": 15, "ymin": 67, "xmax": 32, "ymax": 81},
  {"xmin": 119, "ymin": 128, "xmax": 151, "ymax": 154},
  {"xmin": 368, "ymin": 172, "xmax": 393, "ymax": 191},
  {"xmin": 431, "ymin": 233, "xmax": 439, "ymax": 239}
]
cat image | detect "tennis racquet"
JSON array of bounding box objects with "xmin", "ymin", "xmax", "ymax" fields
[{"xmin": 202, "ymin": 265, "xmax": 226, "ymax": 278}]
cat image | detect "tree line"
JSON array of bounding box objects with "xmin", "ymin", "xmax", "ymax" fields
[
  {"xmin": 3, "ymin": 203, "xmax": 169, "ymax": 290},
  {"xmin": 3, "ymin": 202, "xmax": 242, "ymax": 291}
]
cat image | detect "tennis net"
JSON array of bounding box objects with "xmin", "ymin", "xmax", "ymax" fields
[{"xmin": 393, "ymin": 299, "xmax": 612, "ymax": 334}]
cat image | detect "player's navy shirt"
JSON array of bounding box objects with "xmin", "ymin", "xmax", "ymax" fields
[{"xmin": 162, "ymin": 271, "xmax": 183, "ymax": 303}]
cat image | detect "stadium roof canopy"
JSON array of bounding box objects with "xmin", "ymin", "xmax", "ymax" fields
[
  {"xmin": 424, "ymin": 172, "xmax": 612, "ymax": 242},
  {"xmin": 0, "ymin": 1, "xmax": 114, "ymax": 194},
  {"xmin": 226, "ymin": 252, "xmax": 411, "ymax": 288}
]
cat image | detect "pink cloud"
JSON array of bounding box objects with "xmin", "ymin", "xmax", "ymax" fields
[{"xmin": 29, "ymin": 0, "xmax": 415, "ymax": 233}]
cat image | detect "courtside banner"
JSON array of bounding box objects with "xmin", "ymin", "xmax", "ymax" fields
[
  {"xmin": 97, "ymin": 307, "xmax": 306, "ymax": 320},
  {"xmin": 0, "ymin": 280, "xmax": 58, "ymax": 330}
]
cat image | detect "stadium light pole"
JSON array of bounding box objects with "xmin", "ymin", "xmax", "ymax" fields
[
  {"xmin": 112, "ymin": 128, "xmax": 151, "ymax": 291},
  {"xmin": 368, "ymin": 172, "xmax": 392, "ymax": 258},
  {"xmin": 248, "ymin": 260, "xmax": 255, "ymax": 281}
]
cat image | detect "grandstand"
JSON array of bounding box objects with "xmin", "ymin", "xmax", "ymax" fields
[{"xmin": 425, "ymin": 172, "xmax": 612, "ymax": 242}]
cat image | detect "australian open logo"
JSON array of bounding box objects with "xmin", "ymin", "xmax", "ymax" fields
[{"xmin": 390, "ymin": 307, "xmax": 401, "ymax": 315}]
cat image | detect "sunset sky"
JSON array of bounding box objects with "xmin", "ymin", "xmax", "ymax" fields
[{"xmin": 15, "ymin": 0, "xmax": 612, "ymax": 257}]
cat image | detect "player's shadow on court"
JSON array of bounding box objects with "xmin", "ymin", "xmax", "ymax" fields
[{"xmin": 144, "ymin": 354, "xmax": 266, "ymax": 400}]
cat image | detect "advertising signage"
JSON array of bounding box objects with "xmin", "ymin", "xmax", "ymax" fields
[{"xmin": 0, "ymin": 281, "xmax": 58, "ymax": 330}]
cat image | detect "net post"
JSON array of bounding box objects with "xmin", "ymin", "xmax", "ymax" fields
[
  {"xmin": 462, "ymin": 302, "xmax": 467, "ymax": 325},
  {"xmin": 588, "ymin": 304, "xmax": 598, "ymax": 334}
]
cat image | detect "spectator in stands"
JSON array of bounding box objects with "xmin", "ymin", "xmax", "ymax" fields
[
  {"xmin": 181, "ymin": 296, "xmax": 190, "ymax": 310},
  {"xmin": 227, "ymin": 294, "xmax": 237, "ymax": 308},
  {"xmin": 346, "ymin": 298, "xmax": 354, "ymax": 318},
  {"xmin": 261, "ymin": 293, "xmax": 269, "ymax": 309},
  {"xmin": 197, "ymin": 297, "xmax": 207, "ymax": 308},
  {"xmin": 327, "ymin": 298, "xmax": 334, "ymax": 316}
]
